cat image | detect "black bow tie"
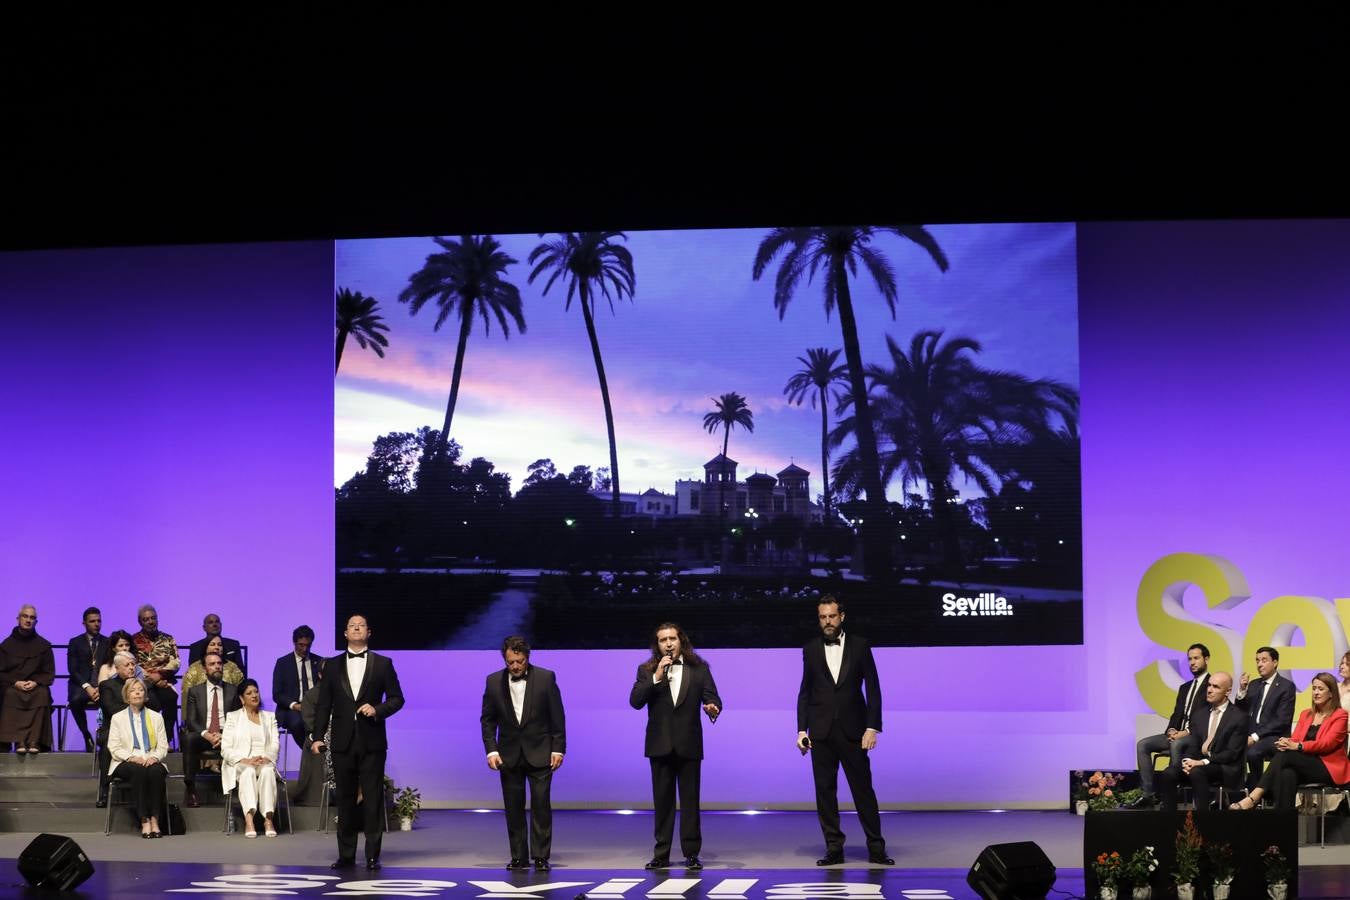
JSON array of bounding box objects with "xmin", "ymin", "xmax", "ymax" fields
[
  {"xmin": 669, "ymin": 659, "xmax": 682, "ymax": 667},
  {"xmin": 347, "ymin": 651, "xmax": 367, "ymax": 659},
  {"xmin": 823, "ymin": 636, "xmax": 841, "ymax": 646},
  {"xmin": 510, "ymin": 673, "xmax": 528, "ymax": 683}
]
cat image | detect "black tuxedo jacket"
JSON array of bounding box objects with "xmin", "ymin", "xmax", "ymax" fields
[
  {"xmin": 187, "ymin": 635, "xmax": 245, "ymax": 675},
  {"xmin": 1187, "ymin": 703, "xmax": 1249, "ymax": 782},
  {"xmin": 183, "ymin": 680, "xmax": 240, "ymax": 735},
  {"xmin": 313, "ymin": 651, "xmax": 405, "ymax": 754},
  {"xmin": 480, "ymin": 665, "xmax": 566, "ymax": 768},
  {"xmin": 272, "ymin": 652, "xmax": 322, "ymax": 710},
  {"xmin": 66, "ymin": 632, "xmax": 109, "ymax": 703},
  {"xmin": 797, "ymin": 632, "xmax": 883, "ymax": 742},
  {"xmin": 1236, "ymin": 673, "xmax": 1296, "ymax": 740},
  {"xmin": 1167, "ymin": 673, "xmax": 1210, "ymax": 732},
  {"xmin": 629, "ymin": 659, "xmax": 721, "ymax": 759}
]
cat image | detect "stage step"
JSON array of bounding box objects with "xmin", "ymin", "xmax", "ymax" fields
[{"xmin": 0, "ymin": 798, "xmax": 329, "ymax": 834}]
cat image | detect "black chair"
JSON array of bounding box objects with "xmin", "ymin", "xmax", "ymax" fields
[
  {"xmin": 224, "ymin": 768, "xmax": 294, "ymax": 836},
  {"xmin": 103, "ymin": 774, "xmax": 174, "ymax": 836}
]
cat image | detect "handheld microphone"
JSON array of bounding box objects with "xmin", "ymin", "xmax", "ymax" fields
[{"xmin": 799, "ymin": 736, "xmax": 812, "ymax": 756}]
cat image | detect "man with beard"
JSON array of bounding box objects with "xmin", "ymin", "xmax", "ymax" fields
[
  {"xmin": 629, "ymin": 622, "xmax": 722, "ymax": 871},
  {"xmin": 182, "ymin": 651, "xmax": 241, "ymax": 807},
  {"xmin": 1132, "ymin": 643, "xmax": 1210, "ymax": 807},
  {"xmin": 796, "ymin": 596, "xmax": 891, "ymax": 866},
  {"xmin": 65, "ymin": 606, "xmax": 108, "ymax": 753},
  {"xmin": 95, "ymin": 651, "xmax": 139, "ymax": 806},
  {"xmin": 0, "ymin": 605, "xmax": 55, "ymax": 754},
  {"xmin": 481, "ymin": 635, "xmax": 566, "ymax": 871}
]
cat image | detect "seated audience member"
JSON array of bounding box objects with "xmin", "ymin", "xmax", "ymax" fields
[
  {"xmin": 1338, "ymin": 652, "xmax": 1350, "ymax": 711},
  {"xmin": 222, "ymin": 678, "xmax": 281, "ymax": 838},
  {"xmin": 1232, "ymin": 672, "xmax": 1350, "ymax": 810},
  {"xmin": 1134, "ymin": 642, "xmax": 1210, "ymax": 805},
  {"xmin": 1235, "ymin": 645, "xmax": 1296, "ymax": 789},
  {"xmin": 106, "ymin": 677, "xmax": 169, "ymax": 837},
  {"xmin": 1158, "ymin": 673, "xmax": 1247, "ymax": 811},
  {"xmin": 272, "ymin": 625, "xmax": 320, "ymax": 749},
  {"xmin": 97, "ymin": 631, "xmax": 140, "ymax": 685},
  {"xmin": 187, "ymin": 613, "xmax": 246, "ymax": 676},
  {"xmin": 66, "ymin": 606, "xmax": 108, "ymax": 753},
  {"xmin": 96, "ymin": 651, "xmax": 138, "ymax": 806},
  {"xmin": 0, "ymin": 604, "xmax": 56, "ymax": 754},
  {"xmin": 181, "ymin": 635, "xmax": 244, "ymax": 715},
  {"xmin": 182, "ymin": 651, "xmax": 240, "ymax": 808},
  {"xmin": 132, "ymin": 604, "xmax": 181, "ymax": 742}
]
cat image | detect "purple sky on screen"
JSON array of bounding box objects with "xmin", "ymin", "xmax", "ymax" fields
[{"xmin": 334, "ymin": 224, "xmax": 1079, "ymax": 498}]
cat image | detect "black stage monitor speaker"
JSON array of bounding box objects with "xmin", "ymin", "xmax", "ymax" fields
[
  {"xmin": 967, "ymin": 840, "xmax": 1056, "ymax": 900},
  {"xmin": 17, "ymin": 833, "xmax": 95, "ymax": 891}
]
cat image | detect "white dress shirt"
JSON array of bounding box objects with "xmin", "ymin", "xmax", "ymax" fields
[
  {"xmin": 824, "ymin": 633, "xmax": 845, "ymax": 683},
  {"xmin": 345, "ymin": 651, "xmax": 367, "ymax": 717}
]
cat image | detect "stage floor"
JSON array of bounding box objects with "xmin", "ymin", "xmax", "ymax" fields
[{"xmin": 4, "ymin": 810, "xmax": 1350, "ymax": 897}]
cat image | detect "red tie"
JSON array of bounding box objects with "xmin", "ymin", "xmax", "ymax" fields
[{"xmin": 209, "ymin": 687, "xmax": 220, "ymax": 733}]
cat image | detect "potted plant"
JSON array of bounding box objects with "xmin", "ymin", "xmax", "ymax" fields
[
  {"xmin": 1073, "ymin": 771, "xmax": 1090, "ymax": 815},
  {"xmin": 392, "ymin": 785, "xmax": 422, "ymax": 831},
  {"xmin": 1121, "ymin": 845, "xmax": 1158, "ymax": 899},
  {"xmin": 1171, "ymin": 811, "xmax": 1203, "ymax": 900},
  {"xmin": 1205, "ymin": 842, "xmax": 1235, "ymax": 900},
  {"xmin": 1261, "ymin": 845, "xmax": 1290, "ymax": 900},
  {"xmin": 1091, "ymin": 850, "xmax": 1124, "ymax": 900},
  {"xmin": 1085, "ymin": 771, "xmax": 1125, "ymax": 811}
]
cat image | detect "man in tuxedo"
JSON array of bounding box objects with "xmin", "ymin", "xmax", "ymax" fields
[
  {"xmin": 1134, "ymin": 642, "xmax": 1210, "ymax": 804},
  {"xmin": 95, "ymin": 651, "xmax": 140, "ymax": 807},
  {"xmin": 273, "ymin": 624, "xmax": 320, "ymax": 749},
  {"xmin": 629, "ymin": 622, "xmax": 722, "ymax": 871},
  {"xmin": 182, "ymin": 651, "xmax": 240, "ymax": 807},
  {"xmin": 796, "ymin": 596, "xmax": 892, "ymax": 866},
  {"xmin": 187, "ymin": 613, "xmax": 246, "ymax": 675},
  {"xmin": 65, "ymin": 606, "xmax": 108, "ymax": 753},
  {"xmin": 1157, "ymin": 672, "xmax": 1248, "ymax": 810},
  {"xmin": 312, "ymin": 614, "xmax": 404, "ymax": 871},
  {"xmin": 481, "ymin": 635, "xmax": 566, "ymax": 871},
  {"xmin": 1235, "ymin": 646, "xmax": 1296, "ymax": 789}
]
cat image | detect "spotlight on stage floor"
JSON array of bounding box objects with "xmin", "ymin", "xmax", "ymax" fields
[
  {"xmin": 967, "ymin": 840, "xmax": 1055, "ymax": 899},
  {"xmin": 17, "ymin": 833, "xmax": 95, "ymax": 891}
]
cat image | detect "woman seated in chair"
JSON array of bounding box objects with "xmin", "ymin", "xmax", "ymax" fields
[
  {"xmin": 106, "ymin": 677, "xmax": 169, "ymax": 837},
  {"xmin": 222, "ymin": 678, "xmax": 280, "ymax": 838},
  {"xmin": 181, "ymin": 635, "xmax": 244, "ymax": 718},
  {"xmin": 1233, "ymin": 672, "xmax": 1350, "ymax": 809}
]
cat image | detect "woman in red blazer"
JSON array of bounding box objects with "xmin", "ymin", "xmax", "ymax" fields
[{"xmin": 1232, "ymin": 672, "xmax": 1350, "ymax": 809}]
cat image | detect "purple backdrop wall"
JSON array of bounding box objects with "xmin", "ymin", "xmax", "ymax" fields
[{"xmin": 4, "ymin": 220, "xmax": 1348, "ymax": 808}]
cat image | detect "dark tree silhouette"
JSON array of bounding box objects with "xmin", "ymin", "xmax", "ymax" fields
[
  {"xmin": 753, "ymin": 226, "xmax": 949, "ymax": 578},
  {"xmin": 527, "ymin": 232, "xmax": 635, "ymax": 520},
  {"xmin": 335, "ymin": 288, "xmax": 390, "ymax": 373},
  {"xmin": 783, "ymin": 348, "xmax": 848, "ymax": 525},
  {"xmin": 702, "ymin": 391, "xmax": 755, "ymax": 458},
  {"xmin": 398, "ymin": 235, "xmax": 525, "ymax": 456}
]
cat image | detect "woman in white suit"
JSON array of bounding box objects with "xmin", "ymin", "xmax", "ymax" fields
[
  {"xmin": 106, "ymin": 677, "xmax": 169, "ymax": 838},
  {"xmin": 221, "ymin": 678, "xmax": 280, "ymax": 838}
]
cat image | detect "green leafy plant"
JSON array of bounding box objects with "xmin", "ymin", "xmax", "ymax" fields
[
  {"xmin": 1172, "ymin": 810, "xmax": 1203, "ymax": 885},
  {"xmin": 1205, "ymin": 842, "xmax": 1235, "ymax": 884},
  {"xmin": 392, "ymin": 785, "xmax": 422, "ymax": 821},
  {"xmin": 1261, "ymin": 845, "xmax": 1290, "ymax": 885},
  {"xmin": 1122, "ymin": 845, "xmax": 1159, "ymax": 887},
  {"xmin": 1092, "ymin": 850, "xmax": 1123, "ymax": 887}
]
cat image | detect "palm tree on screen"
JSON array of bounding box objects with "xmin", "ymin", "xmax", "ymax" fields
[
  {"xmin": 783, "ymin": 348, "xmax": 848, "ymax": 525},
  {"xmin": 398, "ymin": 235, "xmax": 525, "ymax": 456},
  {"xmin": 702, "ymin": 391, "xmax": 755, "ymax": 459},
  {"xmin": 752, "ymin": 225, "xmax": 949, "ymax": 577},
  {"xmin": 527, "ymin": 231, "xmax": 635, "ymax": 521},
  {"xmin": 335, "ymin": 288, "xmax": 390, "ymax": 374}
]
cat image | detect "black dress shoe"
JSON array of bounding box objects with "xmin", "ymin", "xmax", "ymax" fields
[
  {"xmin": 684, "ymin": 856, "xmax": 703, "ymax": 870},
  {"xmin": 867, "ymin": 854, "xmax": 894, "ymax": 866},
  {"xmin": 816, "ymin": 852, "xmax": 845, "ymax": 866},
  {"xmin": 506, "ymin": 858, "xmax": 528, "ymax": 870},
  {"xmin": 331, "ymin": 859, "xmax": 356, "ymax": 869},
  {"xmin": 95, "ymin": 796, "xmax": 108, "ymax": 808},
  {"xmin": 645, "ymin": 857, "xmax": 670, "ymax": 870},
  {"xmin": 366, "ymin": 859, "xmax": 381, "ymax": 871},
  {"xmin": 533, "ymin": 858, "xmax": 551, "ymax": 871}
]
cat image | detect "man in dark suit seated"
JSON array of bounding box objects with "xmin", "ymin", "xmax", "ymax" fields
[
  {"xmin": 273, "ymin": 625, "xmax": 320, "ymax": 750},
  {"xmin": 95, "ymin": 651, "xmax": 143, "ymax": 807},
  {"xmin": 1158, "ymin": 673, "xmax": 1248, "ymax": 811},
  {"xmin": 481, "ymin": 635, "xmax": 566, "ymax": 871},
  {"xmin": 181, "ymin": 651, "xmax": 240, "ymax": 807},
  {"xmin": 65, "ymin": 606, "xmax": 108, "ymax": 753},
  {"xmin": 186, "ymin": 613, "xmax": 246, "ymax": 676},
  {"xmin": 1235, "ymin": 646, "xmax": 1297, "ymax": 790},
  {"xmin": 629, "ymin": 622, "xmax": 722, "ymax": 872}
]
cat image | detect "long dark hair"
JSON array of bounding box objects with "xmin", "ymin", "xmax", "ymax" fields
[
  {"xmin": 640, "ymin": 622, "xmax": 704, "ymax": 673},
  {"xmin": 238, "ymin": 678, "xmax": 265, "ymax": 710}
]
